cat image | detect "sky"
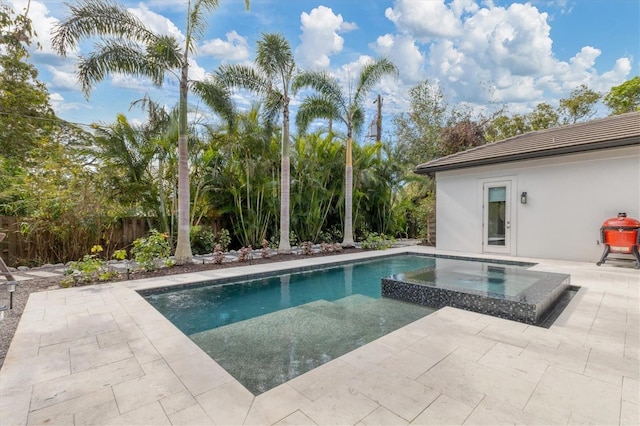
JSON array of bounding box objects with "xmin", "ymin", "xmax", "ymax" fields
[{"xmin": 7, "ymin": 0, "xmax": 640, "ymax": 140}]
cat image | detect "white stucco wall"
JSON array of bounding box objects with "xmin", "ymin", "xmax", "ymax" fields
[{"xmin": 435, "ymin": 145, "xmax": 640, "ymax": 262}]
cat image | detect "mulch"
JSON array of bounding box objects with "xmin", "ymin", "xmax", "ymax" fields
[{"xmin": 0, "ymin": 248, "xmax": 362, "ymax": 368}]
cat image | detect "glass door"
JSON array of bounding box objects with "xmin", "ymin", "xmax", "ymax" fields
[{"xmin": 483, "ymin": 181, "xmax": 511, "ymax": 254}]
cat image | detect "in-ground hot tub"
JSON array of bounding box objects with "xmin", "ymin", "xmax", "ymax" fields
[{"xmin": 381, "ymin": 256, "xmax": 572, "ymax": 326}]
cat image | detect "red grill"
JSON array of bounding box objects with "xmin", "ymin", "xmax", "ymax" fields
[{"xmin": 596, "ymin": 212, "xmax": 640, "ymax": 269}]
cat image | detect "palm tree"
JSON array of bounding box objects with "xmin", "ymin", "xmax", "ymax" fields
[
  {"xmin": 92, "ymin": 114, "xmax": 159, "ymax": 217},
  {"xmin": 293, "ymin": 58, "xmax": 398, "ymax": 246},
  {"xmin": 215, "ymin": 33, "xmax": 295, "ymax": 253},
  {"xmin": 51, "ymin": 0, "xmax": 249, "ymax": 264}
]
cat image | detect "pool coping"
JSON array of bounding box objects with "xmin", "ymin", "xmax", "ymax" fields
[{"xmin": 1, "ymin": 246, "xmax": 638, "ymax": 425}]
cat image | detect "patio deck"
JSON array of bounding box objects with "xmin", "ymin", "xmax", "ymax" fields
[{"xmin": 0, "ymin": 246, "xmax": 638, "ymax": 425}]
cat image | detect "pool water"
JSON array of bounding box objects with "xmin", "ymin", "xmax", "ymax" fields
[
  {"xmin": 383, "ymin": 257, "xmax": 571, "ymax": 326},
  {"xmin": 145, "ymin": 255, "xmax": 440, "ymax": 335},
  {"xmin": 144, "ymin": 255, "xmax": 440, "ymax": 394},
  {"xmin": 395, "ymin": 260, "xmax": 540, "ymax": 297},
  {"xmin": 143, "ymin": 254, "xmax": 552, "ymax": 395}
]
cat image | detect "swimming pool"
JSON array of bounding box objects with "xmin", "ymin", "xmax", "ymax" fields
[
  {"xmin": 142, "ymin": 254, "xmax": 570, "ymax": 395},
  {"xmin": 144, "ymin": 255, "xmax": 439, "ymax": 394}
]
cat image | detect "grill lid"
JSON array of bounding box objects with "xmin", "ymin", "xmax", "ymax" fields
[{"xmin": 601, "ymin": 212, "xmax": 640, "ymax": 228}]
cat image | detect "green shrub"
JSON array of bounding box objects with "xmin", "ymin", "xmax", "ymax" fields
[
  {"xmin": 62, "ymin": 245, "xmax": 118, "ymax": 286},
  {"xmin": 112, "ymin": 249, "xmax": 127, "ymax": 261},
  {"xmin": 191, "ymin": 226, "xmax": 216, "ymax": 255},
  {"xmin": 131, "ymin": 230, "xmax": 173, "ymax": 271},
  {"xmin": 360, "ymin": 232, "xmax": 395, "ymax": 250},
  {"xmin": 190, "ymin": 226, "xmax": 231, "ymax": 255},
  {"xmin": 267, "ymin": 231, "xmax": 297, "ymax": 249},
  {"xmin": 216, "ymin": 228, "xmax": 231, "ymax": 252}
]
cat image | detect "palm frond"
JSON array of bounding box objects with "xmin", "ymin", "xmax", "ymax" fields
[
  {"xmin": 191, "ymin": 78, "xmax": 236, "ymax": 130},
  {"xmin": 216, "ymin": 63, "xmax": 271, "ymax": 94},
  {"xmin": 295, "ymin": 95, "xmax": 340, "ymax": 134},
  {"xmin": 350, "ymin": 106, "xmax": 365, "ymax": 137},
  {"xmin": 52, "ymin": 0, "xmax": 155, "ymax": 56},
  {"xmin": 147, "ymin": 35, "xmax": 182, "ymax": 69},
  {"xmin": 255, "ymin": 33, "xmax": 294, "ymax": 81},
  {"xmin": 130, "ymin": 95, "xmax": 172, "ymax": 137},
  {"xmin": 293, "ymin": 71, "xmax": 347, "ymax": 113},
  {"xmin": 186, "ymin": 0, "xmax": 220, "ymax": 53},
  {"xmin": 77, "ymin": 39, "xmax": 165, "ymax": 96},
  {"xmin": 354, "ymin": 57, "xmax": 398, "ymax": 103},
  {"xmin": 262, "ymin": 90, "xmax": 283, "ymax": 126}
]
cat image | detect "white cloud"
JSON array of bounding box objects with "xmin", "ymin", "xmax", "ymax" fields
[
  {"xmin": 459, "ymin": 3, "xmax": 555, "ymax": 76},
  {"xmin": 296, "ymin": 6, "xmax": 357, "ymax": 69},
  {"xmin": 385, "ymin": 0, "xmax": 462, "ymax": 41},
  {"xmin": 199, "ymin": 31, "xmax": 250, "ymax": 61},
  {"xmin": 49, "ymin": 92, "xmax": 86, "ymax": 116},
  {"xmin": 188, "ymin": 58, "xmax": 207, "ymax": 82},
  {"xmin": 384, "ymin": 0, "xmax": 632, "ymax": 111},
  {"xmin": 46, "ymin": 66, "xmax": 80, "ymax": 91},
  {"xmin": 128, "ymin": 3, "xmax": 184, "ymax": 45},
  {"xmin": 49, "ymin": 92, "xmax": 63, "ymax": 102},
  {"xmin": 596, "ymin": 58, "xmax": 632, "ymax": 91},
  {"xmin": 371, "ymin": 34, "xmax": 425, "ymax": 83},
  {"xmin": 111, "ymin": 73, "xmax": 153, "ymax": 92},
  {"xmin": 451, "ymin": 0, "xmax": 479, "ymax": 18}
]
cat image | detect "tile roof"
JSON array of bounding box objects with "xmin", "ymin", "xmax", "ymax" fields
[{"xmin": 414, "ymin": 111, "xmax": 640, "ymax": 175}]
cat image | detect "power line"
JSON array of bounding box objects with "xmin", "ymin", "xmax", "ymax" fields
[{"xmin": 0, "ymin": 110, "xmax": 107, "ymax": 130}]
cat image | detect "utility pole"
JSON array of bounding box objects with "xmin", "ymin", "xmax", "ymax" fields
[{"xmin": 373, "ymin": 95, "xmax": 383, "ymax": 160}]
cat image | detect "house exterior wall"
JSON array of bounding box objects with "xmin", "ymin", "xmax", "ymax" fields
[{"xmin": 435, "ymin": 145, "xmax": 640, "ymax": 262}]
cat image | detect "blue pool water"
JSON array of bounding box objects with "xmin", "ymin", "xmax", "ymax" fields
[
  {"xmin": 144, "ymin": 255, "xmax": 444, "ymax": 394},
  {"xmin": 143, "ymin": 254, "xmax": 542, "ymax": 394},
  {"xmin": 145, "ymin": 255, "xmax": 440, "ymax": 335}
]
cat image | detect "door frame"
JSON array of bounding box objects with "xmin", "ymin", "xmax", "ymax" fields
[{"xmin": 479, "ymin": 177, "xmax": 517, "ymax": 255}]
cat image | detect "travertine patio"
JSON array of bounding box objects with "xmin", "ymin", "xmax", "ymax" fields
[{"xmin": 0, "ymin": 246, "xmax": 638, "ymax": 425}]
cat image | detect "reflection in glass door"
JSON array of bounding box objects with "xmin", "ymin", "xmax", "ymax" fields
[{"xmin": 484, "ymin": 181, "xmax": 511, "ymax": 253}]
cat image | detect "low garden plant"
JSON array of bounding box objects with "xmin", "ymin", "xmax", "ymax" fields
[
  {"xmin": 261, "ymin": 239, "xmax": 270, "ymax": 258},
  {"xmin": 212, "ymin": 244, "xmax": 225, "ymax": 264},
  {"xmin": 131, "ymin": 229, "xmax": 173, "ymax": 271},
  {"xmin": 62, "ymin": 245, "xmax": 119, "ymax": 287},
  {"xmin": 238, "ymin": 246, "xmax": 252, "ymax": 262},
  {"xmin": 360, "ymin": 232, "xmax": 395, "ymax": 250},
  {"xmin": 302, "ymin": 241, "xmax": 314, "ymax": 255}
]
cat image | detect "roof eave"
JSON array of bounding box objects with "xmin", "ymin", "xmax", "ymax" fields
[{"xmin": 414, "ymin": 136, "xmax": 640, "ymax": 176}]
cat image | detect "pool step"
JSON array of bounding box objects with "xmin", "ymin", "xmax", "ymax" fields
[{"xmin": 189, "ymin": 295, "xmax": 433, "ymax": 395}]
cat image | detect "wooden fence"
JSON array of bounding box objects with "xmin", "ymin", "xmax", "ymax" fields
[{"xmin": 0, "ymin": 216, "xmax": 149, "ymax": 267}]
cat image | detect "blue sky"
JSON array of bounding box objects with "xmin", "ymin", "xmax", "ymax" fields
[{"xmin": 9, "ymin": 0, "xmax": 640, "ymax": 138}]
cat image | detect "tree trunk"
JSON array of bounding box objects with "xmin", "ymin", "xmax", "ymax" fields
[
  {"xmin": 278, "ymin": 97, "xmax": 292, "ymax": 253},
  {"xmin": 174, "ymin": 60, "xmax": 192, "ymax": 264},
  {"xmin": 342, "ymin": 136, "xmax": 355, "ymax": 247}
]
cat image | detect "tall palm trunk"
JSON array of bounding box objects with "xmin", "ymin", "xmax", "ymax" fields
[
  {"xmin": 342, "ymin": 135, "xmax": 355, "ymax": 247},
  {"xmin": 174, "ymin": 57, "xmax": 192, "ymax": 264},
  {"xmin": 278, "ymin": 100, "xmax": 292, "ymax": 253}
]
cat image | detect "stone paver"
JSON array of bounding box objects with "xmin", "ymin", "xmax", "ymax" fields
[
  {"xmin": 22, "ymin": 270, "xmax": 62, "ymax": 278},
  {"xmin": 0, "ymin": 246, "xmax": 638, "ymax": 425}
]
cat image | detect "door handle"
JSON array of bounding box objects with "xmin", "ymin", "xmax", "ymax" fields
[{"xmin": 506, "ymin": 221, "xmax": 511, "ymax": 229}]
